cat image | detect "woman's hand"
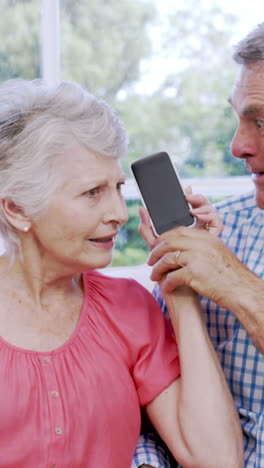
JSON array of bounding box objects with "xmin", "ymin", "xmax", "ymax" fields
[
  {"xmin": 184, "ymin": 185, "xmax": 223, "ymax": 236},
  {"xmin": 139, "ymin": 187, "xmax": 223, "ymax": 252}
]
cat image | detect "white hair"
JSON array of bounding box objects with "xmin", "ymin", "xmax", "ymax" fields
[
  {"xmin": 0, "ymin": 78, "xmax": 128, "ymax": 260},
  {"xmin": 233, "ymin": 22, "xmax": 264, "ymax": 64}
]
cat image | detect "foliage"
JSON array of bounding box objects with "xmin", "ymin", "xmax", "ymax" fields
[
  {"xmin": 60, "ymin": 0, "xmax": 156, "ymax": 102},
  {"xmin": 117, "ymin": 0, "xmax": 246, "ymax": 177},
  {"xmin": 112, "ymin": 200, "xmax": 149, "ymax": 266},
  {"xmin": 112, "ymin": 246, "xmax": 147, "ymax": 267},
  {"xmin": 0, "ymin": 0, "xmax": 246, "ymax": 179},
  {"xmin": 0, "ymin": 0, "xmax": 40, "ymax": 80}
]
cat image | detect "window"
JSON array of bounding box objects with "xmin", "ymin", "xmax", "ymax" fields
[{"xmin": 0, "ymin": 0, "xmax": 261, "ymax": 272}]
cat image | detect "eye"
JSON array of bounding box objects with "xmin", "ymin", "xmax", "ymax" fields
[
  {"xmin": 255, "ymin": 119, "xmax": 264, "ymax": 129},
  {"xmin": 85, "ymin": 187, "xmax": 101, "ymax": 197},
  {"xmin": 117, "ymin": 181, "xmax": 125, "ymax": 192}
]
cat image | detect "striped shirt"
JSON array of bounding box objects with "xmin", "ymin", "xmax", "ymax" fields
[{"xmin": 133, "ymin": 190, "xmax": 264, "ymax": 468}]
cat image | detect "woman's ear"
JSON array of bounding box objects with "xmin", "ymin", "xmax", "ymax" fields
[{"xmin": 1, "ymin": 198, "xmax": 31, "ymax": 232}]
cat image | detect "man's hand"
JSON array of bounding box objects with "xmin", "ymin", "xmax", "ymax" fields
[
  {"xmin": 139, "ymin": 190, "xmax": 264, "ymax": 352},
  {"xmin": 138, "ymin": 188, "xmax": 226, "ymax": 300},
  {"xmin": 147, "ymin": 222, "xmax": 264, "ymax": 352},
  {"xmin": 148, "ymin": 225, "xmax": 250, "ymax": 299}
]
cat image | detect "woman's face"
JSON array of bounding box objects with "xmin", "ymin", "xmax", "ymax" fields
[{"xmin": 30, "ymin": 142, "xmax": 128, "ymax": 273}]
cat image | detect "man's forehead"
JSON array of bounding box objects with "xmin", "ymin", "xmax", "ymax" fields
[
  {"xmin": 228, "ymin": 63, "xmax": 264, "ymax": 107},
  {"xmin": 236, "ymin": 62, "xmax": 264, "ymax": 84}
]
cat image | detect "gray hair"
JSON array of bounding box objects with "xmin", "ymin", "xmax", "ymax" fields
[
  {"xmin": 233, "ymin": 22, "xmax": 264, "ymax": 64},
  {"xmin": 0, "ymin": 78, "xmax": 128, "ymax": 259}
]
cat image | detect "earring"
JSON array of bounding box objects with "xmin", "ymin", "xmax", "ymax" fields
[{"xmin": 23, "ymin": 226, "xmax": 29, "ymax": 232}]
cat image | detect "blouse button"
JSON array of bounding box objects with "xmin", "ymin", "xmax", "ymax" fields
[
  {"xmin": 51, "ymin": 390, "xmax": 59, "ymax": 398},
  {"xmin": 55, "ymin": 427, "xmax": 63, "ymax": 435},
  {"xmin": 43, "ymin": 357, "xmax": 49, "ymax": 363},
  {"xmin": 51, "ymin": 465, "xmax": 57, "ymax": 468}
]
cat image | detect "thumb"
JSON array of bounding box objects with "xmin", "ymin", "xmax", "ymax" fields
[{"xmin": 138, "ymin": 207, "xmax": 157, "ymax": 249}]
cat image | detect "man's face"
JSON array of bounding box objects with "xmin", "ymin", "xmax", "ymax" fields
[{"xmin": 229, "ymin": 62, "xmax": 264, "ymax": 208}]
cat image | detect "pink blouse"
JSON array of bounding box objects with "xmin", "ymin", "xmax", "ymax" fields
[{"xmin": 0, "ymin": 271, "xmax": 179, "ymax": 467}]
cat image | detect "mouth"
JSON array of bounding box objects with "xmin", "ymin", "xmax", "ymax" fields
[
  {"xmin": 89, "ymin": 236, "xmax": 114, "ymax": 243},
  {"xmin": 252, "ymin": 172, "xmax": 264, "ymax": 178},
  {"xmin": 88, "ymin": 233, "xmax": 118, "ymax": 244}
]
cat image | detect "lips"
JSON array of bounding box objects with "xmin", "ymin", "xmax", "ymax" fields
[
  {"xmin": 90, "ymin": 237, "xmax": 113, "ymax": 243},
  {"xmin": 89, "ymin": 233, "xmax": 117, "ymax": 243}
]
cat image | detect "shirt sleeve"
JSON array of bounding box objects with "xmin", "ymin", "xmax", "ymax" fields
[
  {"xmin": 128, "ymin": 281, "xmax": 180, "ymax": 406},
  {"xmin": 85, "ymin": 273, "xmax": 180, "ymax": 407},
  {"xmin": 131, "ymin": 286, "xmax": 180, "ymax": 468},
  {"xmin": 131, "ymin": 433, "xmax": 172, "ymax": 468}
]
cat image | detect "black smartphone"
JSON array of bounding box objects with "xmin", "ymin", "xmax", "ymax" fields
[{"xmin": 131, "ymin": 151, "xmax": 195, "ymax": 235}]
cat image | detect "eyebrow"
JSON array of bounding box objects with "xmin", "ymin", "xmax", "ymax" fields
[
  {"xmin": 243, "ymin": 106, "xmax": 263, "ymax": 117},
  {"xmin": 79, "ymin": 173, "xmax": 127, "ymax": 188},
  {"xmin": 227, "ymin": 97, "xmax": 263, "ymax": 117}
]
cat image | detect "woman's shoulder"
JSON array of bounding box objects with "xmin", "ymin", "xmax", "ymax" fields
[
  {"xmin": 83, "ymin": 269, "xmax": 151, "ymax": 298},
  {"xmin": 82, "ymin": 270, "xmax": 161, "ymax": 323}
]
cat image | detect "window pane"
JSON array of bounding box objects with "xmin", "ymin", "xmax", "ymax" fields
[{"xmin": 0, "ymin": 0, "xmax": 40, "ymax": 81}]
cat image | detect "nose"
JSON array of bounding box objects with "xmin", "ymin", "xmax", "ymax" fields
[
  {"xmin": 104, "ymin": 192, "xmax": 128, "ymax": 227},
  {"xmin": 230, "ymin": 124, "xmax": 256, "ymax": 159}
]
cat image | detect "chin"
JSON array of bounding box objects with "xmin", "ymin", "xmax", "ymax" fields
[
  {"xmin": 98, "ymin": 260, "xmax": 112, "ymax": 269},
  {"xmin": 94, "ymin": 254, "xmax": 113, "ymax": 270},
  {"xmin": 78, "ymin": 250, "xmax": 113, "ymax": 271}
]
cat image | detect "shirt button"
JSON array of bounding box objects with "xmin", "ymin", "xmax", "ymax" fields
[
  {"xmin": 43, "ymin": 357, "xmax": 49, "ymax": 363},
  {"xmin": 51, "ymin": 390, "xmax": 59, "ymax": 398},
  {"xmin": 51, "ymin": 465, "xmax": 57, "ymax": 468},
  {"xmin": 55, "ymin": 427, "xmax": 63, "ymax": 435}
]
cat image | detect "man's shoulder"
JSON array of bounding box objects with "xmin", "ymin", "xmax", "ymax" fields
[
  {"xmin": 214, "ymin": 191, "xmax": 264, "ymax": 239},
  {"xmin": 215, "ymin": 191, "xmax": 259, "ymax": 218}
]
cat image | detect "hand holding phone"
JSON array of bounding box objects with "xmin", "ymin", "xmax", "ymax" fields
[{"xmin": 131, "ymin": 151, "xmax": 195, "ymax": 235}]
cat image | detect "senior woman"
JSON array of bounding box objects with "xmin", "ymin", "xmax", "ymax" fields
[{"xmin": 0, "ymin": 78, "xmax": 242, "ymax": 468}]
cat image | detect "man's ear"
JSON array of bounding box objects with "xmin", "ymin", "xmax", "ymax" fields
[{"xmin": 1, "ymin": 198, "xmax": 31, "ymax": 232}]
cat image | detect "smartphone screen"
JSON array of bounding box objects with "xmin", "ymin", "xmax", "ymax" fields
[{"xmin": 131, "ymin": 151, "xmax": 195, "ymax": 235}]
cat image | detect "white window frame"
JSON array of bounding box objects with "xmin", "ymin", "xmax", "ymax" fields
[{"xmin": 41, "ymin": 0, "xmax": 60, "ymax": 85}]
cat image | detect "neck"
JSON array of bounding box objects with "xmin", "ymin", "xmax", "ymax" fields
[{"xmin": 0, "ymin": 253, "xmax": 83, "ymax": 303}]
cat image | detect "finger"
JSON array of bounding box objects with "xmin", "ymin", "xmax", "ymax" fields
[
  {"xmin": 153, "ymin": 225, "xmax": 189, "ymax": 246},
  {"xmin": 191, "ymin": 205, "xmax": 220, "ymax": 220},
  {"xmin": 190, "ymin": 204, "xmax": 223, "ymax": 234},
  {"xmin": 191, "ymin": 205, "xmax": 217, "ymax": 216},
  {"xmin": 149, "ymin": 231, "xmax": 188, "ymax": 266},
  {"xmin": 161, "ymin": 269, "xmax": 187, "ymax": 293},
  {"xmin": 149, "ymin": 224, "xmax": 203, "ymax": 265},
  {"xmin": 185, "ymin": 192, "xmax": 211, "ymax": 209},
  {"xmin": 184, "ymin": 185, "xmax": 193, "ymax": 196},
  {"xmin": 138, "ymin": 206, "xmax": 157, "ymax": 248},
  {"xmin": 194, "ymin": 214, "xmax": 223, "ymax": 235},
  {"xmin": 150, "ymin": 250, "xmax": 185, "ymax": 281}
]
